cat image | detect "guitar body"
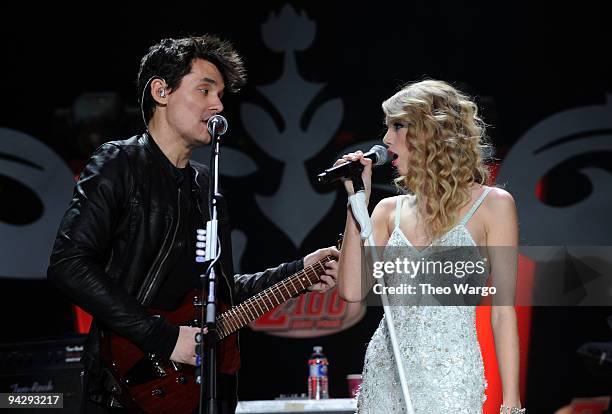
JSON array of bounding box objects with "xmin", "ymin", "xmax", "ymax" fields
[
  {"xmin": 99, "ymin": 246, "xmax": 338, "ymax": 412},
  {"xmin": 101, "ymin": 290, "xmax": 231, "ymax": 413}
]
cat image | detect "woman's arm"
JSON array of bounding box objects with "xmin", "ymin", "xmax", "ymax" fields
[
  {"xmin": 335, "ymin": 150, "xmax": 395, "ymax": 303},
  {"xmin": 337, "ymin": 197, "xmax": 393, "ymax": 302},
  {"xmin": 486, "ymin": 188, "xmax": 522, "ymax": 409}
]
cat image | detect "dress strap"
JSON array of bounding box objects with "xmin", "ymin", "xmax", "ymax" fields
[
  {"xmin": 394, "ymin": 196, "xmax": 405, "ymax": 228},
  {"xmin": 460, "ymin": 187, "xmax": 492, "ymax": 225}
]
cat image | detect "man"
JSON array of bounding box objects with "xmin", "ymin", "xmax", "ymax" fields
[{"xmin": 47, "ymin": 35, "xmax": 338, "ymax": 413}]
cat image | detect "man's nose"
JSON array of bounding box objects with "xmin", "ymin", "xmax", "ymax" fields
[{"xmin": 211, "ymin": 97, "xmax": 224, "ymax": 114}]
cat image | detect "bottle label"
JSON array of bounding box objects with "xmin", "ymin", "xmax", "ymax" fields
[{"xmin": 308, "ymin": 359, "xmax": 328, "ymax": 377}]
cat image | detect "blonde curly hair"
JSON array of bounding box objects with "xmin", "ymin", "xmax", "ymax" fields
[{"xmin": 382, "ymin": 80, "xmax": 492, "ymax": 242}]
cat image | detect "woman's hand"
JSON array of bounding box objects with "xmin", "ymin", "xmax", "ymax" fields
[{"xmin": 334, "ymin": 150, "xmax": 373, "ymax": 203}]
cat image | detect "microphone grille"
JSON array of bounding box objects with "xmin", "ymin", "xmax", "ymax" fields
[
  {"xmin": 207, "ymin": 115, "xmax": 228, "ymax": 135},
  {"xmin": 370, "ymin": 145, "xmax": 389, "ymax": 166}
]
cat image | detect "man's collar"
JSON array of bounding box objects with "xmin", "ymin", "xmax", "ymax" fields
[{"xmin": 141, "ymin": 132, "xmax": 191, "ymax": 187}]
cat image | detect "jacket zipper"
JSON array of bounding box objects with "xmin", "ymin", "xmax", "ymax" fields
[
  {"xmin": 137, "ymin": 220, "xmax": 172, "ymax": 303},
  {"xmin": 142, "ymin": 188, "xmax": 182, "ymax": 303}
]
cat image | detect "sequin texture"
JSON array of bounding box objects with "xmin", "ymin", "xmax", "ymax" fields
[{"xmin": 357, "ymin": 193, "xmax": 491, "ymax": 413}]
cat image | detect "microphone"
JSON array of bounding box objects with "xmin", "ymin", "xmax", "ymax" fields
[
  {"xmin": 207, "ymin": 115, "xmax": 228, "ymax": 136},
  {"xmin": 317, "ymin": 145, "xmax": 389, "ymax": 184}
]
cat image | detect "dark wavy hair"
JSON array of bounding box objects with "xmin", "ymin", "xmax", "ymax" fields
[{"xmin": 137, "ymin": 34, "xmax": 247, "ymax": 124}]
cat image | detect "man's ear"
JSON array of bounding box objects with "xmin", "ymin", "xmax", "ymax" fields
[{"xmin": 151, "ymin": 78, "xmax": 168, "ymax": 104}]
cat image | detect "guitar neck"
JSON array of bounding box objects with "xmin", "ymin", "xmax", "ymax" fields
[{"xmin": 216, "ymin": 255, "xmax": 334, "ymax": 339}]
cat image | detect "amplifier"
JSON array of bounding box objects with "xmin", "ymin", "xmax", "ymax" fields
[{"xmin": 0, "ymin": 335, "xmax": 87, "ymax": 413}]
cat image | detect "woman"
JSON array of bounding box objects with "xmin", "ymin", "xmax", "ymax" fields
[{"xmin": 337, "ymin": 80, "xmax": 523, "ymax": 413}]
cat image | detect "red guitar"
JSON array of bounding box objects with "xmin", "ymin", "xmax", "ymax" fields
[{"xmin": 100, "ymin": 251, "xmax": 338, "ymax": 413}]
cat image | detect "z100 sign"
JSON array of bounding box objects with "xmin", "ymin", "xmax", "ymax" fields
[
  {"xmin": 73, "ymin": 288, "xmax": 365, "ymax": 338},
  {"xmin": 249, "ymin": 289, "xmax": 365, "ymax": 338}
]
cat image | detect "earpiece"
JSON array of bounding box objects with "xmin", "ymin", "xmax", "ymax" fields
[{"xmin": 140, "ymin": 75, "xmax": 167, "ymax": 131}]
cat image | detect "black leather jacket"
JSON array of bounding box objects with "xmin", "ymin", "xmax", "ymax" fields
[{"xmin": 47, "ymin": 133, "xmax": 303, "ymax": 393}]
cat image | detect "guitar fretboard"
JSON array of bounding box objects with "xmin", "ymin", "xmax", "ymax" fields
[{"xmin": 216, "ymin": 256, "xmax": 335, "ymax": 339}]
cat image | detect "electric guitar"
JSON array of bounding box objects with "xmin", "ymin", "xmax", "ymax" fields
[{"xmin": 100, "ymin": 247, "xmax": 339, "ymax": 413}]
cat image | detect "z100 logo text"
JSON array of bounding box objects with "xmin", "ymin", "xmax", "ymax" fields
[{"xmin": 250, "ymin": 289, "xmax": 365, "ymax": 338}]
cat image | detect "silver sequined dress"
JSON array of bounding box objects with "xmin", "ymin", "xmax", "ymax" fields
[{"xmin": 357, "ymin": 188, "xmax": 492, "ymax": 413}]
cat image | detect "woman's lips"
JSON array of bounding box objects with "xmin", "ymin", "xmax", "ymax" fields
[{"xmin": 390, "ymin": 152, "xmax": 399, "ymax": 167}]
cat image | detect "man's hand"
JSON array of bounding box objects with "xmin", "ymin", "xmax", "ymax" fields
[
  {"xmin": 303, "ymin": 246, "xmax": 339, "ymax": 293},
  {"xmin": 169, "ymin": 326, "xmax": 207, "ymax": 366}
]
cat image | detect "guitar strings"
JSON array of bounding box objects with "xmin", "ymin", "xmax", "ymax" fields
[{"xmin": 215, "ymin": 256, "xmax": 335, "ymax": 337}]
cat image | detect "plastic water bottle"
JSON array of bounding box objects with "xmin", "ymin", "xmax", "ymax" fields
[{"xmin": 307, "ymin": 346, "xmax": 329, "ymax": 399}]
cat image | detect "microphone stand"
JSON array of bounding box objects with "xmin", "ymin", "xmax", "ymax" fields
[
  {"xmin": 346, "ymin": 167, "xmax": 415, "ymax": 414},
  {"xmin": 195, "ymin": 119, "xmax": 225, "ymax": 414}
]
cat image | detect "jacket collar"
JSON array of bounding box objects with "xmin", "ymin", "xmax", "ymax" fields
[{"xmin": 140, "ymin": 132, "xmax": 192, "ymax": 188}]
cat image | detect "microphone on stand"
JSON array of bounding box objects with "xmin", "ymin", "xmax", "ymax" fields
[
  {"xmin": 199, "ymin": 112, "xmax": 228, "ymax": 414},
  {"xmin": 317, "ymin": 145, "xmax": 389, "ymax": 184},
  {"xmin": 207, "ymin": 114, "xmax": 228, "ymax": 136}
]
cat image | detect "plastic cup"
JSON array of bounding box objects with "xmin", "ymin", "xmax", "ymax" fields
[{"xmin": 346, "ymin": 374, "xmax": 363, "ymax": 398}]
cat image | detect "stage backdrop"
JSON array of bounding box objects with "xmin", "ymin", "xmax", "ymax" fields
[{"xmin": 1, "ymin": 2, "xmax": 611, "ymax": 413}]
